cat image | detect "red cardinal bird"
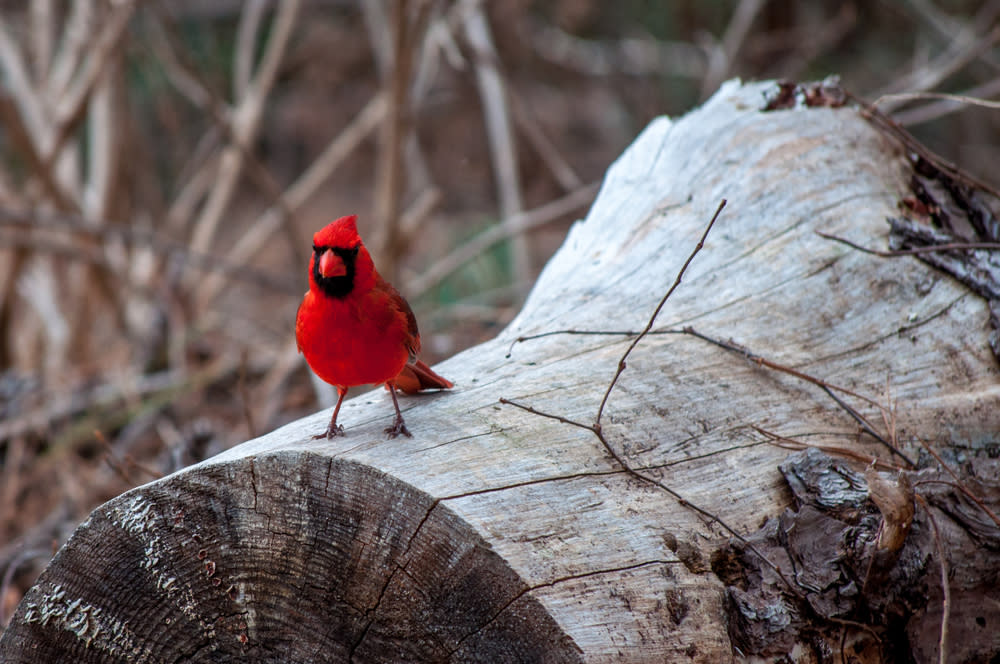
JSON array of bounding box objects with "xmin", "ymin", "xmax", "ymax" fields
[{"xmin": 296, "ymin": 215, "xmax": 453, "ymax": 438}]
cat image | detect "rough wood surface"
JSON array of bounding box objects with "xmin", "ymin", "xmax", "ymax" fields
[{"xmin": 2, "ymin": 79, "xmax": 999, "ymax": 662}]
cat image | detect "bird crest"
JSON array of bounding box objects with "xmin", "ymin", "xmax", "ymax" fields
[{"xmin": 314, "ymin": 215, "xmax": 360, "ymax": 249}]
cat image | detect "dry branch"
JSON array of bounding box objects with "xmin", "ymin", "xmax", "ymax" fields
[
  {"xmin": 369, "ymin": 0, "xmax": 433, "ymax": 283},
  {"xmin": 407, "ymin": 181, "xmax": 599, "ymax": 298},
  {"xmin": 509, "ymin": 94, "xmax": 583, "ymax": 192},
  {"xmin": 699, "ymin": 0, "xmax": 765, "ymax": 99},
  {"xmin": 198, "ymin": 92, "xmax": 388, "ymax": 305},
  {"xmin": 874, "ymin": 9, "xmax": 1000, "ymax": 110},
  {"xmin": 461, "ymin": 1, "xmax": 528, "ymax": 282},
  {"xmin": 187, "ymin": 0, "xmax": 301, "ymax": 257}
]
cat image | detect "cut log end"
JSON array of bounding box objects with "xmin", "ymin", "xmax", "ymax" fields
[{"xmin": 0, "ymin": 453, "xmax": 583, "ymax": 663}]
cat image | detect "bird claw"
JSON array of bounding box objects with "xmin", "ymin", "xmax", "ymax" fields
[
  {"xmin": 313, "ymin": 424, "xmax": 345, "ymax": 440},
  {"xmin": 385, "ymin": 419, "xmax": 412, "ymax": 439}
]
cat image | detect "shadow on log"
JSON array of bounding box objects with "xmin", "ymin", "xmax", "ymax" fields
[{"xmin": 2, "ymin": 79, "xmax": 999, "ymax": 662}]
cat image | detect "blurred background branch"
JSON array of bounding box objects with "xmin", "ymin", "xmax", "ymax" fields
[{"xmin": 2, "ymin": 0, "xmax": 1000, "ymax": 630}]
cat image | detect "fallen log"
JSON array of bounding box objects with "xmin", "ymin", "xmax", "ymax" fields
[{"xmin": 2, "ymin": 79, "xmax": 999, "ymax": 663}]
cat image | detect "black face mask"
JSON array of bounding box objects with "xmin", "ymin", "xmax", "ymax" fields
[{"xmin": 312, "ymin": 244, "xmax": 359, "ymax": 299}]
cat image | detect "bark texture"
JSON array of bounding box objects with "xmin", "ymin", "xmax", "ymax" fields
[{"xmin": 2, "ymin": 79, "xmax": 999, "ymax": 663}]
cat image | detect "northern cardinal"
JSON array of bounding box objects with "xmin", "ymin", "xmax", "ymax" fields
[{"xmin": 296, "ymin": 215, "xmax": 453, "ymax": 438}]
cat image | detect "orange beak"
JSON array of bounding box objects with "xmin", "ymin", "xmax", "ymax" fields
[{"xmin": 318, "ymin": 249, "xmax": 347, "ymax": 278}]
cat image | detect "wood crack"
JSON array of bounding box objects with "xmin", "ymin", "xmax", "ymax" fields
[
  {"xmin": 247, "ymin": 457, "xmax": 259, "ymax": 512},
  {"xmin": 800, "ymin": 293, "xmax": 965, "ymax": 365},
  {"xmin": 446, "ymin": 559, "xmax": 678, "ymax": 657},
  {"xmin": 413, "ymin": 428, "xmax": 501, "ymax": 453},
  {"xmin": 346, "ymin": 497, "xmax": 441, "ymax": 662}
]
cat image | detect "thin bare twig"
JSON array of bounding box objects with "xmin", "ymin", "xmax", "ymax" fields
[
  {"xmin": 233, "ymin": 0, "xmax": 267, "ymax": 101},
  {"xmin": 681, "ymin": 328, "xmax": 880, "ymax": 407},
  {"xmin": 526, "ymin": 20, "xmax": 706, "ymax": 78},
  {"xmin": 198, "ymin": 92, "xmax": 388, "ymax": 305},
  {"xmin": 370, "ymin": 0, "xmax": 432, "ymax": 282},
  {"xmin": 502, "ymin": 200, "xmax": 805, "ymax": 594},
  {"xmin": 498, "ymin": 194, "xmax": 911, "ymax": 474},
  {"xmin": 891, "ymin": 79, "xmax": 1000, "ymax": 126},
  {"xmin": 878, "ymin": 89, "xmax": 1000, "ymax": 111},
  {"xmin": 96, "ymin": 429, "xmax": 164, "ymax": 483},
  {"xmin": 0, "ymin": 208, "xmax": 298, "ymax": 294},
  {"xmin": 145, "ymin": 2, "xmax": 308, "ymax": 300},
  {"xmin": 39, "ymin": 0, "xmax": 136, "ymax": 179},
  {"xmin": 509, "ymin": 94, "xmax": 582, "ymax": 192},
  {"xmin": 817, "ymin": 231, "xmax": 1000, "ymax": 256},
  {"xmin": 501, "ymin": 277, "xmax": 916, "ymax": 466},
  {"xmin": 187, "ymin": 0, "xmax": 302, "ymax": 256},
  {"xmin": 502, "ymin": 403, "xmax": 800, "ymax": 595},
  {"xmin": 700, "ymin": 0, "xmax": 766, "ymax": 99},
  {"xmin": 497, "ymin": 397, "xmax": 598, "ymax": 434},
  {"xmin": 879, "ymin": 375, "xmax": 900, "ymax": 458},
  {"xmin": 399, "ymin": 187, "xmax": 443, "ymax": 241},
  {"xmin": 915, "ymin": 438, "xmax": 1000, "ymax": 528},
  {"xmin": 854, "ymin": 92, "xmax": 1000, "ymax": 202},
  {"xmin": 821, "ymin": 384, "xmax": 912, "ymax": 466},
  {"xmin": 683, "ymin": 326, "xmax": 915, "ymax": 467},
  {"xmin": 596, "ymin": 200, "xmax": 727, "ymax": 426},
  {"xmin": 408, "ymin": 182, "xmax": 600, "ymax": 297},
  {"xmin": 752, "ymin": 426, "xmax": 903, "ymax": 471},
  {"xmin": 507, "ymin": 328, "xmax": 686, "ymax": 358},
  {"xmin": 461, "ymin": 0, "xmax": 528, "ymax": 282},
  {"xmin": 874, "ymin": 23, "xmax": 1000, "ymax": 110}
]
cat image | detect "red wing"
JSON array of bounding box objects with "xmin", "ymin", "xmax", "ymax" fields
[
  {"xmin": 376, "ymin": 274, "xmax": 420, "ymax": 358},
  {"xmin": 370, "ymin": 276, "xmax": 454, "ymax": 394},
  {"xmin": 294, "ymin": 292, "xmax": 308, "ymax": 353}
]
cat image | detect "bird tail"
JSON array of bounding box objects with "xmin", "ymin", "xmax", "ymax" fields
[{"xmin": 392, "ymin": 360, "xmax": 454, "ymax": 395}]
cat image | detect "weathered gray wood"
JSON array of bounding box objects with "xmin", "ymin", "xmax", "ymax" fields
[{"xmin": 2, "ymin": 79, "xmax": 998, "ymax": 662}]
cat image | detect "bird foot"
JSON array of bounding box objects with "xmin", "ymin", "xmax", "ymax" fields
[
  {"xmin": 384, "ymin": 419, "xmax": 412, "ymax": 439},
  {"xmin": 313, "ymin": 423, "xmax": 345, "ymax": 440}
]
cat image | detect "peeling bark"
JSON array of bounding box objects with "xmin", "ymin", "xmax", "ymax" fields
[{"xmin": 721, "ymin": 448, "xmax": 1000, "ymax": 662}]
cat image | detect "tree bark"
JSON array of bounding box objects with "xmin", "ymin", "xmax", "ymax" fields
[{"xmin": 2, "ymin": 79, "xmax": 999, "ymax": 663}]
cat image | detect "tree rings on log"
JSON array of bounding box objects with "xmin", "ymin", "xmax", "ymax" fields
[{"xmin": 0, "ymin": 452, "xmax": 582, "ymax": 662}]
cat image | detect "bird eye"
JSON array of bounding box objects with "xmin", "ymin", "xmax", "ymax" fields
[{"xmin": 312, "ymin": 245, "xmax": 322, "ymax": 253}]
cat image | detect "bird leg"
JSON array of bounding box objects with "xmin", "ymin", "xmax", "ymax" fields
[
  {"xmin": 384, "ymin": 383, "xmax": 412, "ymax": 438},
  {"xmin": 314, "ymin": 387, "xmax": 348, "ymax": 439}
]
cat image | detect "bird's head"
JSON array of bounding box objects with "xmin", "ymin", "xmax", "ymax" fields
[{"xmin": 309, "ymin": 215, "xmax": 376, "ymax": 298}]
